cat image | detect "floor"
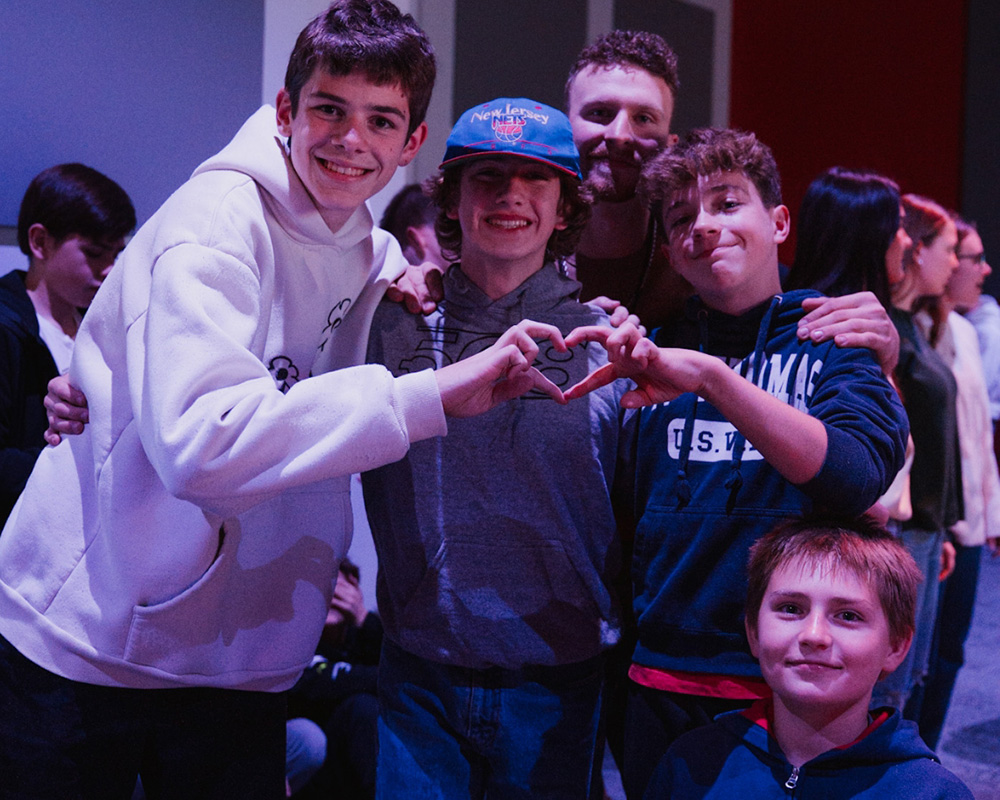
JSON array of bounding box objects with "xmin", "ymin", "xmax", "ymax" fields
[{"xmin": 600, "ymin": 547, "xmax": 1000, "ymax": 800}]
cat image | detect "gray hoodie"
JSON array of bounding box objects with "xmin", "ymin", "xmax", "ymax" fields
[{"xmin": 364, "ymin": 263, "xmax": 628, "ymax": 669}]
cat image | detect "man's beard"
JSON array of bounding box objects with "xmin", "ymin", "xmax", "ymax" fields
[{"xmin": 582, "ymin": 159, "xmax": 641, "ymax": 203}]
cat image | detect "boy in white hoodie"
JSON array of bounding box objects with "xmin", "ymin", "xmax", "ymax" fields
[{"xmin": 0, "ymin": 3, "xmax": 566, "ymax": 797}]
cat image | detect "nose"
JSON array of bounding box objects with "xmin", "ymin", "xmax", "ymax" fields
[
  {"xmin": 799, "ymin": 612, "xmax": 832, "ymax": 648},
  {"xmin": 332, "ymin": 116, "xmax": 364, "ymax": 151},
  {"xmin": 496, "ymin": 174, "xmax": 526, "ymax": 204},
  {"xmin": 605, "ymin": 110, "xmax": 635, "ymax": 144},
  {"xmin": 692, "ymin": 206, "xmax": 719, "ymax": 238},
  {"xmin": 982, "ymin": 257, "xmax": 992, "ymax": 278}
]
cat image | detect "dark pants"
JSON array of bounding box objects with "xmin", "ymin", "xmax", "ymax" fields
[
  {"xmin": 913, "ymin": 543, "xmax": 983, "ymax": 748},
  {"xmin": 621, "ymin": 681, "xmax": 753, "ymax": 800},
  {"xmin": 0, "ymin": 634, "xmax": 286, "ymax": 800}
]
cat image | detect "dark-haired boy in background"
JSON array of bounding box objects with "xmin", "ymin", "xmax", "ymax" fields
[{"xmin": 0, "ymin": 162, "xmax": 134, "ymax": 526}]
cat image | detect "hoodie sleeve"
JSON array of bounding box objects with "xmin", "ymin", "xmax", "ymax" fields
[
  {"xmin": 799, "ymin": 345, "xmax": 909, "ymax": 514},
  {"xmin": 127, "ymin": 237, "xmax": 445, "ymax": 519}
]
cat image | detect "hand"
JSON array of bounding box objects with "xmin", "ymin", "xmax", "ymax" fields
[
  {"xmin": 987, "ymin": 537, "xmax": 1000, "ymax": 557},
  {"xmin": 43, "ymin": 374, "xmax": 89, "ymax": 446},
  {"xmin": 587, "ymin": 295, "xmax": 647, "ymax": 337},
  {"xmin": 797, "ymin": 292, "xmax": 900, "ymax": 375},
  {"xmin": 435, "ymin": 320, "xmax": 568, "ymax": 417},
  {"xmin": 384, "ymin": 261, "xmax": 444, "ymax": 315},
  {"xmin": 330, "ymin": 571, "xmax": 368, "ymax": 629},
  {"xmin": 564, "ymin": 323, "xmax": 715, "ymax": 407},
  {"xmin": 939, "ymin": 540, "xmax": 956, "ymax": 582}
]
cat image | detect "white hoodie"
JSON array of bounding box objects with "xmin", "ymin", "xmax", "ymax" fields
[{"xmin": 0, "ymin": 106, "xmax": 445, "ymax": 690}]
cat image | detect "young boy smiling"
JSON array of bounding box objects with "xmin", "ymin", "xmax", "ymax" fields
[
  {"xmin": 364, "ymin": 97, "xmax": 630, "ymax": 798},
  {"xmin": 566, "ymin": 127, "xmax": 910, "ymax": 797},
  {"xmin": 643, "ymin": 517, "xmax": 973, "ymax": 798},
  {"xmin": 0, "ymin": 4, "xmax": 565, "ymax": 797}
]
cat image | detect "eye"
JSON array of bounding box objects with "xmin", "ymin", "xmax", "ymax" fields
[
  {"xmin": 634, "ymin": 113, "xmax": 655, "ymax": 125},
  {"xmin": 371, "ymin": 115, "xmax": 397, "ymax": 131},
  {"xmin": 836, "ymin": 610, "xmax": 864, "ymax": 623},
  {"xmin": 777, "ymin": 603, "xmax": 802, "ymax": 615},
  {"xmin": 583, "ymin": 107, "xmax": 614, "ymax": 123}
]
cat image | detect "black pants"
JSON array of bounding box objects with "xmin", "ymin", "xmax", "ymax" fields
[{"xmin": 0, "ymin": 634, "xmax": 286, "ymax": 800}]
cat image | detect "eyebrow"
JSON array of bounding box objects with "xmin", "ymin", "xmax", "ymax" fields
[
  {"xmin": 308, "ymin": 91, "xmax": 408, "ymax": 120},
  {"xmin": 767, "ymin": 590, "xmax": 873, "ymax": 606}
]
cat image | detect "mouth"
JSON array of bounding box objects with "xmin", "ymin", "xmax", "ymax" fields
[
  {"xmin": 787, "ymin": 660, "xmax": 841, "ymax": 670},
  {"xmin": 317, "ymin": 157, "xmax": 371, "ymax": 178},
  {"xmin": 485, "ymin": 215, "xmax": 531, "ymax": 231}
]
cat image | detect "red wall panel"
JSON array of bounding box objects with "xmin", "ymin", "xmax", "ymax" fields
[{"xmin": 730, "ymin": 1, "xmax": 967, "ymax": 260}]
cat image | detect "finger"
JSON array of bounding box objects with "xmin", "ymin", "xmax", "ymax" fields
[
  {"xmin": 620, "ymin": 385, "xmax": 660, "ymax": 408},
  {"xmin": 493, "ymin": 362, "xmax": 566, "ymax": 405},
  {"xmin": 515, "ymin": 320, "xmax": 567, "ymax": 352},
  {"xmin": 588, "ymin": 295, "xmax": 621, "ymax": 315},
  {"xmin": 564, "ymin": 363, "xmax": 618, "ymax": 400},
  {"xmin": 45, "ymin": 400, "xmax": 89, "ymax": 424},
  {"xmin": 44, "ymin": 430, "xmax": 62, "ymax": 447},
  {"xmin": 425, "ymin": 268, "xmax": 444, "ymax": 305},
  {"xmin": 565, "ymin": 324, "xmax": 614, "ymax": 349}
]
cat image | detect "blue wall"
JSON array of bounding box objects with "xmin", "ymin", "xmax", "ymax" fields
[{"xmin": 0, "ymin": 0, "xmax": 264, "ymax": 227}]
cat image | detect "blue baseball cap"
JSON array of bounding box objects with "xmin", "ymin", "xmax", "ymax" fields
[{"xmin": 440, "ymin": 97, "xmax": 582, "ymax": 180}]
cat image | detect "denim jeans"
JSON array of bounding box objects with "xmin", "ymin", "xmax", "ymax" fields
[
  {"xmin": 871, "ymin": 525, "xmax": 944, "ymax": 712},
  {"xmin": 376, "ymin": 639, "xmax": 604, "ymax": 800},
  {"xmin": 0, "ymin": 633, "xmax": 286, "ymax": 800}
]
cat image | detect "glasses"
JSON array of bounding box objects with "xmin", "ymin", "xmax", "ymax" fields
[{"xmin": 957, "ymin": 252, "xmax": 987, "ymax": 265}]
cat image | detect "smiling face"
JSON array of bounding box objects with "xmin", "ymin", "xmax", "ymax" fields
[
  {"xmin": 567, "ymin": 65, "xmax": 676, "ymax": 202},
  {"xmin": 911, "ymin": 218, "xmax": 960, "ymax": 298},
  {"xmin": 747, "ymin": 556, "xmax": 909, "ymax": 723},
  {"xmin": 276, "ymin": 69, "xmax": 427, "ymax": 233},
  {"xmin": 661, "ymin": 170, "xmax": 788, "ymax": 315},
  {"xmin": 947, "ymin": 230, "xmax": 991, "ymax": 312},
  {"xmin": 449, "ymin": 156, "xmax": 567, "ymax": 279}
]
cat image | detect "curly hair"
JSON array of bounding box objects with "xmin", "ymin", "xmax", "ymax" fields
[
  {"xmin": 425, "ymin": 166, "xmax": 591, "ymax": 264},
  {"xmin": 565, "ymin": 29, "xmax": 679, "ymax": 100},
  {"xmin": 641, "ymin": 127, "xmax": 782, "ymax": 211},
  {"xmin": 284, "ymin": 0, "xmax": 435, "ymax": 135}
]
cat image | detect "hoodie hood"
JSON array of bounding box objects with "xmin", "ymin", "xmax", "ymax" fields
[
  {"xmin": 438, "ymin": 261, "xmax": 586, "ymax": 329},
  {"xmin": 725, "ymin": 698, "xmax": 938, "ymax": 772},
  {"xmin": 192, "ymin": 105, "xmax": 374, "ymax": 252}
]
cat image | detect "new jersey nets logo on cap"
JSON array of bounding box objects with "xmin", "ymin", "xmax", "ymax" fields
[{"xmin": 492, "ymin": 114, "xmax": 526, "ymax": 143}]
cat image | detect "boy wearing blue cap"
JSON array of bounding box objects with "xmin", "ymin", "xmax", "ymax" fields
[{"xmin": 363, "ymin": 98, "xmax": 630, "ymax": 798}]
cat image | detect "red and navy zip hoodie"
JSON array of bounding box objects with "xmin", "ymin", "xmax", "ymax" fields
[
  {"xmin": 622, "ymin": 291, "xmax": 910, "ymax": 678},
  {"xmin": 644, "ymin": 699, "xmax": 974, "ymax": 798}
]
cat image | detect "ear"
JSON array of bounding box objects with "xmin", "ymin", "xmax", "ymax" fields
[
  {"xmin": 667, "ymin": 132, "xmax": 680, "ymax": 147},
  {"xmin": 771, "ymin": 204, "xmax": 791, "ymax": 245},
  {"xmin": 405, "ymin": 225, "xmax": 429, "ymax": 260},
  {"xmin": 275, "ymin": 88, "xmax": 294, "ymax": 137},
  {"xmin": 880, "ymin": 630, "xmax": 912, "ymax": 678},
  {"xmin": 26, "ymin": 223, "xmax": 52, "ymax": 261},
  {"xmin": 745, "ymin": 616, "xmax": 760, "ymax": 659},
  {"xmin": 398, "ymin": 121, "xmax": 428, "ymax": 167}
]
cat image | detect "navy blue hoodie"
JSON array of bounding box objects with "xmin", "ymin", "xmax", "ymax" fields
[
  {"xmin": 625, "ymin": 291, "xmax": 909, "ymax": 677},
  {"xmin": 645, "ymin": 700, "xmax": 973, "ymax": 798}
]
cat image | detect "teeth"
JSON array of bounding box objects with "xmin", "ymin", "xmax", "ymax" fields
[
  {"xmin": 487, "ymin": 218, "xmax": 529, "ymax": 230},
  {"xmin": 319, "ymin": 159, "xmax": 367, "ymax": 177}
]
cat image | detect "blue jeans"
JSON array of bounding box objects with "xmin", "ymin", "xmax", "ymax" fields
[
  {"xmin": 871, "ymin": 526, "xmax": 944, "ymax": 712},
  {"xmin": 0, "ymin": 633, "xmax": 286, "ymax": 799},
  {"xmin": 376, "ymin": 639, "xmax": 604, "ymax": 800}
]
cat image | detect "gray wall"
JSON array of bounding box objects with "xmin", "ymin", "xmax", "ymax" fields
[{"xmin": 0, "ymin": 0, "xmax": 264, "ymax": 228}]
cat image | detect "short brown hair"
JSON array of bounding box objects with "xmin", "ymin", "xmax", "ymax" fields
[
  {"xmin": 641, "ymin": 127, "xmax": 783, "ymax": 211},
  {"xmin": 425, "ymin": 165, "xmax": 591, "ymax": 264},
  {"xmin": 565, "ymin": 30, "xmax": 679, "ymax": 101},
  {"xmin": 745, "ymin": 516, "xmax": 921, "ymax": 649},
  {"xmin": 284, "ymin": 0, "xmax": 435, "ymax": 135}
]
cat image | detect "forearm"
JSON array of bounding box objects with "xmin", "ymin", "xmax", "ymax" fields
[{"xmin": 700, "ymin": 360, "xmax": 828, "ymax": 485}]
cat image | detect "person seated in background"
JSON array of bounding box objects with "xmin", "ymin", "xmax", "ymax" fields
[
  {"xmin": 0, "ymin": 162, "xmax": 134, "ymax": 527},
  {"xmin": 379, "ymin": 182, "xmax": 448, "ymax": 270},
  {"xmin": 565, "ymin": 127, "xmax": 909, "ymax": 798},
  {"xmin": 643, "ymin": 516, "xmax": 973, "ymax": 799},
  {"xmin": 286, "ymin": 559, "xmax": 381, "ymax": 799}
]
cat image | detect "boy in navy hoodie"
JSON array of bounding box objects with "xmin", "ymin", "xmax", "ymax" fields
[
  {"xmin": 643, "ymin": 516, "xmax": 973, "ymax": 799},
  {"xmin": 567, "ymin": 127, "xmax": 910, "ymax": 797}
]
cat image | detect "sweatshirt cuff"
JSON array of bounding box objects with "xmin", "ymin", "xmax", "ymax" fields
[{"xmin": 394, "ymin": 369, "xmax": 446, "ymax": 444}]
